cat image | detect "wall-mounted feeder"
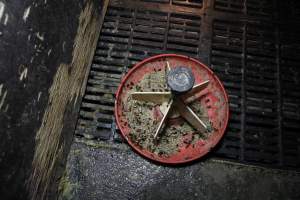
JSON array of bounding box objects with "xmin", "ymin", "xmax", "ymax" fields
[{"xmin": 115, "ymin": 54, "xmax": 229, "ymax": 164}]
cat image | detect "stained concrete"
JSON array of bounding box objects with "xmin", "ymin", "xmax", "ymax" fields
[
  {"xmin": 0, "ymin": 0, "xmax": 106, "ymax": 199},
  {"xmin": 60, "ymin": 138, "xmax": 300, "ymax": 200}
]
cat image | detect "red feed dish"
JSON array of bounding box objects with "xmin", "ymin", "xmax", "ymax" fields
[{"xmin": 115, "ymin": 54, "xmax": 229, "ymax": 164}]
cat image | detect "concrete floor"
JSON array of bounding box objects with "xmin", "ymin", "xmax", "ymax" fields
[{"xmin": 59, "ymin": 138, "xmax": 300, "ymax": 200}]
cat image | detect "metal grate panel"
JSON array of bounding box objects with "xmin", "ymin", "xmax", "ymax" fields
[
  {"xmin": 214, "ymin": 0, "xmax": 274, "ymax": 19},
  {"xmin": 214, "ymin": 0, "xmax": 245, "ymax": 13},
  {"xmin": 76, "ymin": 0, "xmax": 300, "ymax": 170},
  {"xmin": 210, "ymin": 20, "xmax": 244, "ymax": 159}
]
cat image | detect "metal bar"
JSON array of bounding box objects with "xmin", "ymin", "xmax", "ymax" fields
[
  {"xmin": 184, "ymin": 80, "xmax": 209, "ymax": 96},
  {"xmin": 163, "ymin": 12, "xmax": 170, "ymax": 52},
  {"xmin": 175, "ymin": 98, "xmax": 207, "ymax": 133},
  {"xmin": 154, "ymin": 99, "xmax": 174, "ymax": 139},
  {"xmin": 122, "ymin": 7, "xmax": 136, "ymax": 75},
  {"xmin": 131, "ymin": 92, "xmax": 172, "ymax": 103},
  {"xmin": 166, "ymin": 61, "xmax": 171, "ymax": 71},
  {"xmin": 240, "ymin": 21, "xmax": 247, "ymax": 161},
  {"xmin": 198, "ymin": 0, "xmax": 213, "ymax": 63},
  {"xmin": 276, "ymin": 23, "xmax": 283, "ymax": 166},
  {"xmin": 181, "ymin": 80, "xmax": 209, "ymax": 103}
]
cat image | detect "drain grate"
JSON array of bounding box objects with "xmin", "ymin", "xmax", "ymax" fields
[{"xmin": 76, "ymin": 0, "xmax": 300, "ymax": 170}]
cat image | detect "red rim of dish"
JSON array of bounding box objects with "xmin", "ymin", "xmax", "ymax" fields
[{"xmin": 115, "ymin": 54, "xmax": 229, "ymax": 164}]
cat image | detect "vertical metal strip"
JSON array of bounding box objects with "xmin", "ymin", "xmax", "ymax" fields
[
  {"xmin": 163, "ymin": 12, "xmax": 170, "ymax": 51},
  {"xmin": 273, "ymin": 0, "xmax": 283, "ymax": 167},
  {"xmin": 123, "ymin": 8, "xmax": 137, "ymax": 75},
  {"xmin": 276, "ymin": 24, "xmax": 283, "ymax": 166},
  {"xmin": 240, "ymin": 21, "xmax": 247, "ymax": 161},
  {"xmin": 199, "ymin": 0, "xmax": 213, "ymax": 64}
]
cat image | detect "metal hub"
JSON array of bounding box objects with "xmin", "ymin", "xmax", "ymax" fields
[{"xmin": 167, "ymin": 66, "xmax": 195, "ymax": 94}]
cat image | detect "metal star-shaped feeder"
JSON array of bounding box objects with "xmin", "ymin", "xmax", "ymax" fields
[
  {"xmin": 115, "ymin": 54, "xmax": 229, "ymax": 164},
  {"xmin": 131, "ymin": 61, "xmax": 210, "ymax": 140}
]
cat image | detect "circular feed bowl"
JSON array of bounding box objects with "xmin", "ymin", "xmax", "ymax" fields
[{"xmin": 115, "ymin": 54, "xmax": 229, "ymax": 164}]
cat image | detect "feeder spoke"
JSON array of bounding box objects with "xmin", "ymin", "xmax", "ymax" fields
[
  {"xmin": 184, "ymin": 80, "xmax": 209, "ymax": 97},
  {"xmin": 154, "ymin": 99, "xmax": 174, "ymax": 139},
  {"xmin": 166, "ymin": 61, "xmax": 171, "ymax": 71},
  {"xmin": 175, "ymin": 98, "xmax": 207, "ymax": 133},
  {"xmin": 131, "ymin": 92, "xmax": 172, "ymax": 104}
]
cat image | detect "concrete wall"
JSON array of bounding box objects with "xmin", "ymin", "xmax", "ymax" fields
[{"xmin": 0, "ymin": 0, "xmax": 107, "ymax": 199}]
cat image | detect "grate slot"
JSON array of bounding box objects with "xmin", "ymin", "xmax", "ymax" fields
[
  {"xmin": 214, "ymin": 0, "xmax": 245, "ymax": 14},
  {"xmin": 246, "ymin": 0, "xmax": 274, "ymax": 18},
  {"xmin": 172, "ymin": 0, "xmax": 202, "ymax": 8},
  {"xmin": 141, "ymin": 0, "xmax": 170, "ymax": 3}
]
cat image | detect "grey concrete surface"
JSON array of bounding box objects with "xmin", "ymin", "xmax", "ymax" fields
[{"xmin": 60, "ymin": 138, "xmax": 300, "ymax": 200}]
